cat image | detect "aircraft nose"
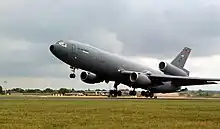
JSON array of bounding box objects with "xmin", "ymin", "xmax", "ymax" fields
[
  {"xmin": 49, "ymin": 45, "xmax": 55, "ymax": 52},
  {"xmin": 50, "ymin": 45, "xmax": 54, "ymax": 52},
  {"xmin": 49, "ymin": 43, "xmax": 68, "ymax": 57}
]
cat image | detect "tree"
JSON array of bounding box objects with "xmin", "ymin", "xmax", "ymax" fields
[
  {"xmin": 43, "ymin": 88, "xmax": 54, "ymax": 93},
  {"xmin": 10, "ymin": 88, "xmax": 24, "ymax": 93},
  {"xmin": 71, "ymin": 88, "xmax": 75, "ymax": 92},
  {"xmin": 0, "ymin": 86, "xmax": 2, "ymax": 94},
  {"xmin": 24, "ymin": 89, "xmax": 42, "ymax": 93},
  {"xmin": 58, "ymin": 88, "xmax": 71, "ymax": 95}
]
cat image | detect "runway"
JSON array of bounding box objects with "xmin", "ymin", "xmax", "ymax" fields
[{"xmin": 1, "ymin": 95, "xmax": 220, "ymax": 100}]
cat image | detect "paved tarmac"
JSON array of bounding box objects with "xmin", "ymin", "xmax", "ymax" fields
[{"xmin": 0, "ymin": 95, "xmax": 220, "ymax": 101}]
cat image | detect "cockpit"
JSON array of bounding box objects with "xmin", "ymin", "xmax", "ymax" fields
[
  {"xmin": 49, "ymin": 40, "xmax": 69, "ymax": 56},
  {"xmin": 55, "ymin": 40, "xmax": 67, "ymax": 48}
]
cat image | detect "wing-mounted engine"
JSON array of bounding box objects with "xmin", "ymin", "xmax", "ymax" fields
[
  {"xmin": 159, "ymin": 61, "xmax": 189, "ymax": 76},
  {"xmin": 80, "ymin": 71, "xmax": 103, "ymax": 84},
  {"xmin": 129, "ymin": 72, "xmax": 152, "ymax": 86}
]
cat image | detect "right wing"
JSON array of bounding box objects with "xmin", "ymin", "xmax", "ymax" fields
[
  {"xmin": 119, "ymin": 69, "xmax": 220, "ymax": 86},
  {"xmin": 148, "ymin": 74, "xmax": 220, "ymax": 86}
]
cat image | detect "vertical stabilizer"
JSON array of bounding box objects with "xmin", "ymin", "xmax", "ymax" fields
[
  {"xmin": 171, "ymin": 47, "xmax": 191, "ymax": 75},
  {"xmin": 171, "ymin": 47, "xmax": 191, "ymax": 68}
]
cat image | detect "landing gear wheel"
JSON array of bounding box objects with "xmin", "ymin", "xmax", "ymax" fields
[
  {"xmin": 108, "ymin": 82, "xmax": 120, "ymax": 97},
  {"xmin": 141, "ymin": 91, "xmax": 146, "ymax": 96},
  {"xmin": 129, "ymin": 90, "xmax": 137, "ymax": 96},
  {"xmin": 145, "ymin": 91, "xmax": 150, "ymax": 98},
  {"xmin": 113, "ymin": 90, "xmax": 118, "ymax": 97},
  {"xmin": 69, "ymin": 73, "xmax": 76, "ymax": 78},
  {"xmin": 109, "ymin": 90, "xmax": 114, "ymax": 97},
  {"xmin": 117, "ymin": 90, "xmax": 122, "ymax": 96},
  {"xmin": 149, "ymin": 92, "xmax": 154, "ymax": 98},
  {"xmin": 133, "ymin": 91, "xmax": 137, "ymax": 96}
]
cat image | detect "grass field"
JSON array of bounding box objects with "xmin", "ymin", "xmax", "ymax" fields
[{"xmin": 0, "ymin": 99, "xmax": 220, "ymax": 129}]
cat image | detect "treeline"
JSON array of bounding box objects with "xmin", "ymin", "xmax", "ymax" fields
[
  {"xmin": 190, "ymin": 89, "xmax": 215, "ymax": 97},
  {"xmin": 0, "ymin": 86, "xmax": 107, "ymax": 95},
  {"xmin": 180, "ymin": 89, "xmax": 220, "ymax": 97}
]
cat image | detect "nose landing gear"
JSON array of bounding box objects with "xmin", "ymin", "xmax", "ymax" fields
[
  {"xmin": 69, "ymin": 73, "xmax": 76, "ymax": 78},
  {"xmin": 69, "ymin": 66, "xmax": 77, "ymax": 79}
]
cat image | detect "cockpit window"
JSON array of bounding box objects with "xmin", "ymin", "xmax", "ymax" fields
[{"xmin": 56, "ymin": 40, "xmax": 67, "ymax": 47}]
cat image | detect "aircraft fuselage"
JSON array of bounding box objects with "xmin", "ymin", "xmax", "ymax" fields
[{"xmin": 50, "ymin": 40, "xmax": 183, "ymax": 93}]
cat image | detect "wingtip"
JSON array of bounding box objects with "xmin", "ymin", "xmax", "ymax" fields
[{"xmin": 207, "ymin": 82, "xmax": 218, "ymax": 84}]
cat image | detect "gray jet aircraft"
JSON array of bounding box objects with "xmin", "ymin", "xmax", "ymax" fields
[{"xmin": 49, "ymin": 40, "xmax": 220, "ymax": 98}]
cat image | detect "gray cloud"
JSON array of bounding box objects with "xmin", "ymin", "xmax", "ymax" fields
[{"xmin": 1, "ymin": 0, "xmax": 220, "ymax": 78}]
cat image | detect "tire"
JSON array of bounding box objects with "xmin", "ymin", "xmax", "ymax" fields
[
  {"xmin": 117, "ymin": 90, "xmax": 122, "ymax": 96},
  {"xmin": 141, "ymin": 91, "xmax": 146, "ymax": 96}
]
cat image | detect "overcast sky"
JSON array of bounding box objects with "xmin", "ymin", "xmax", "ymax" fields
[{"xmin": 1, "ymin": 0, "xmax": 220, "ymax": 90}]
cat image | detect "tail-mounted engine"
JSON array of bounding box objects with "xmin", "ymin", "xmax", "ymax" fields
[
  {"xmin": 80, "ymin": 71, "xmax": 103, "ymax": 84},
  {"xmin": 159, "ymin": 61, "xmax": 188, "ymax": 76}
]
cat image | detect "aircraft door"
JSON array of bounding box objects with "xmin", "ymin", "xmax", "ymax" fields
[{"xmin": 73, "ymin": 44, "xmax": 77, "ymax": 53}]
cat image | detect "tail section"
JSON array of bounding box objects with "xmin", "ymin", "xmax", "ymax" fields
[
  {"xmin": 182, "ymin": 68, "xmax": 190, "ymax": 76},
  {"xmin": 171, "ymin": 47, "xmax": 191, "ymax": 75}
]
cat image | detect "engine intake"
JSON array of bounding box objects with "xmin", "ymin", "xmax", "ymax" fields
[
  {"xmin": 130, "ymin": 72, "xmax": 151, "ymax": 85},
  {"xmin": 159, "ymin": 61, "xmax": 188, "ymax": 76},
  {"xmin": 80, "ymin": 71, "xmax": 103, "ymax": 84}
]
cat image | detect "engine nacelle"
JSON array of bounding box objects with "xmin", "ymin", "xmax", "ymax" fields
[
  {"xmin": 130, "ymin": 72, "xmax": 151, "ymax": 85},
  {"xmin": 80, "ymin": 71, "xmax": 103, "ymax": 84},
  {"xmin": 159, "ymin": 61, "xmax": 188, "ymax": 76}
]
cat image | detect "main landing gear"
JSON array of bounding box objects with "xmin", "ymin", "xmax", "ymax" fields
[
  {"xmin": 108, "ymin": 82, "xmax": 138, "ymax": 97},
  {"xmin": 109, "ymin": 82, "xmax": 122, "ymax": 97},
  {"xmin": 129, "ymin": 89, "xmax": 137, "ymax": 96},
  {"xmin": 69, "ymin": 66, "xmax": 76, "ymax": 79},
  {"xmin": 141, "ymin": 91, "xmax": 157, "ymax": 99}
]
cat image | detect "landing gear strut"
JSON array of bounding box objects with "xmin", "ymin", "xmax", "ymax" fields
[
  {"xmin": 109, "ymin": 82, "xmax": 122, "ymax": 97},
  {"xmin": 69, "ymin": 66, "xmax": 76, "ymax": 79}
]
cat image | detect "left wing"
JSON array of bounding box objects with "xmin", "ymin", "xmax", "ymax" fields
[{"xmin": 149, "ymin": 74, "xmax": 220, "ymax": 86}]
